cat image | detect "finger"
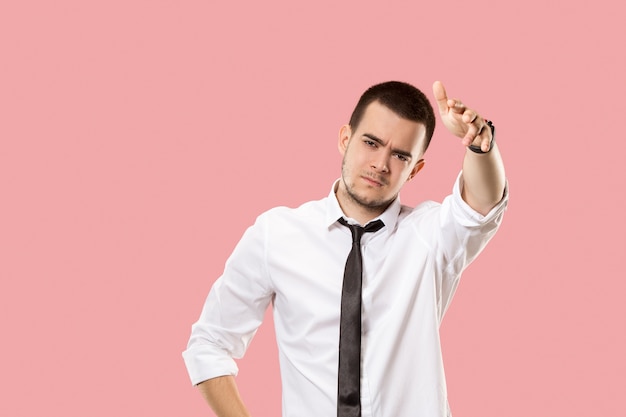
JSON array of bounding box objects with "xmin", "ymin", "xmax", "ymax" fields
[
  {"xmin": 471, "ymin": 134, "xmax": 491, "ymax": 152},
  {"xmin": 476, "ymin": 122, "xmax": 485, "ymax": 136},
  {"xmin": 463, "ymin": 118, "xmax": 486, "ymax": 145},
  {"xmin": 462, "ymin": 109, "xmax": 478, "ymax": 124},
  {"xmin": 432, "ymin": 81, "xmax": 449, "ymax": 114},
  {"xmin": 463, "ymin": 122, "xmax": 481, "ymax": 146},
  {"xmin": 466, "ymin": 121, "xmax": 492, "ymax": 150},
  {"xmin": 478, "ymin": 122, "xmax": 494, "ymax": 152},
  {"xmin": 449, "ymin": 99, "xmax": 466, "ymax": 114},
  {"xmin": 461, "ymin": 108, "xmax": 485, "ymax": 138}
]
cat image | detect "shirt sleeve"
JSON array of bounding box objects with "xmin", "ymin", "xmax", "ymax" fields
[
  {"xmin": 433, "ymin": 172, "xmax": 509, "ymax": 318},
  {"xmin": 182, "ymin": 214, "xmax": 274, "ymax": 385}
]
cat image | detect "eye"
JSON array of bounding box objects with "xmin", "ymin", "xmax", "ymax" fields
[
  {"xmin": 394, "ymin": 153, "xmax": 409, "ymax": 162},
  {"xmin": 364, "ymin": 139, "xmax": 377, "ymax": 147}
]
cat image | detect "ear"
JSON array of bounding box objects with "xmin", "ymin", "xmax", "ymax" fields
[
  {"xmin": 407, "ymin": 159, "xmax": 425, "ymax": 181},
  {"xmin": 338, "ymin": 125, "xmax": 352, "ymax": 156}
]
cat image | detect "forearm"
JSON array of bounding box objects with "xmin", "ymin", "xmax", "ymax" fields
[
  {"xmin": 461, "ymin": 142, "xmax": 506, "ymax": 216},
  {"xmin": 197, "ymin": 375, "xmax": 251, "ymax": 417}
]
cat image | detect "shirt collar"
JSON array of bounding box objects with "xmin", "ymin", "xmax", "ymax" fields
[{"xmin": 325, "ymin": 178, "xmax": 401, "ymax": 232}]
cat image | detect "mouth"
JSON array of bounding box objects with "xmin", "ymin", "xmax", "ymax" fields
[{"xmin": 361, "ymin": 174, "xmax": 386, "ymax": 187}]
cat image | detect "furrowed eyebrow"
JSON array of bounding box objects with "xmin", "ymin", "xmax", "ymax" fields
[{"xmin": 362, "ymin": 133, "xmax": 413, "ymax": 159}]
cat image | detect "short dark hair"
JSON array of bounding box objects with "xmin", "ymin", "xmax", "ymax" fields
[{"xmin": 349, "ymin": 81, "xmax": 436, "ymax": 152}]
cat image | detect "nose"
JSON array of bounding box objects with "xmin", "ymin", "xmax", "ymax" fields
[{"xmin": 371, "ymin": 152, "xmax": 390, "ymax": 173}]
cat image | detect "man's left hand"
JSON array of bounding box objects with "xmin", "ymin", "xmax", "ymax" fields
[{"xmin": 433, "ymin": 81, "xmax": 493, "ymax": 153}]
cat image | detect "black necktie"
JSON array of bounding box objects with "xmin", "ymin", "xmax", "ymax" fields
[{"xmin": 336, "ymin": 218, "xmax": 384, "ymax": 417}]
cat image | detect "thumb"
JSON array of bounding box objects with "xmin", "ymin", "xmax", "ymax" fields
[{"xmin": 432, "ymin": 81, "xmax": 449, "ymax": 115}]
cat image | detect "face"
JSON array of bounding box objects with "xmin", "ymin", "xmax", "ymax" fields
[{"xmin": 337, "ymin": 101, "xmax": 426, "ymax": 220}]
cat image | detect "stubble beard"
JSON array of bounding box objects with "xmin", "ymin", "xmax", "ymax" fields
[{"xmin": 341, "ymin": 158, "xmax": 396, "ymax": 213}]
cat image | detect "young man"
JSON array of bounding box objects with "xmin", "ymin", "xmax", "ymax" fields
[{"xmin": 183, "ymin": 80, "xmax": 508, "ymax": 417}]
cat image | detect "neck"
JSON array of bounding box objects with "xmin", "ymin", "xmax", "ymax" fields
[{"xmin": 335, "ymin": 182, "xmax": 389, "ymax": 226}]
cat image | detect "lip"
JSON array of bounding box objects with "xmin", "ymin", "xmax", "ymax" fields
[{"xmin": 361, "ymin": 175, "xmax": 384, "ymax": 187}]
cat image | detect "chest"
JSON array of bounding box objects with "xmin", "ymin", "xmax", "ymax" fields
[{"xmin": 266, "ymin": 225, "xmax": 439, "ymax": 337}]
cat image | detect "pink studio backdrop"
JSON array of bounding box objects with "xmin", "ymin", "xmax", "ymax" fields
[{"xmin": 1, "ymin": 1, "xmax": 624, "ymax": 416}]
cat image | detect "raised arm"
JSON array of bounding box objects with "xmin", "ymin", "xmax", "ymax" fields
[{"xmin": 433, "ymin": 81, "xmax": 506, "ymax": 215}]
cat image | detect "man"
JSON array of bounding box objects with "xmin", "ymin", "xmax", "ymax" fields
[{"xmin": 183, "ymin": 80, "xmax": 508, "ymax": 417}]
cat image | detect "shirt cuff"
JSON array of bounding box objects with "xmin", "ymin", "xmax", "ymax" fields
[
  {"xmin": 182, "ymin": 344, "xmax": 239, "ymax": 385},
  {"xmin": 452, "ymin": 171, "xmax": 509, "ymax": 226}
]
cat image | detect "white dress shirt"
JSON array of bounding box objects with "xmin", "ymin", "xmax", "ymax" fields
[{"xmin": 183, "ymin": 173, "xmax": 508, "ymax": 417}]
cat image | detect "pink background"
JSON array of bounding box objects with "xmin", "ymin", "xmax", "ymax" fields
[{"xmin": 1, "ymin": 1, "xmax": 624, "ymax": 416}]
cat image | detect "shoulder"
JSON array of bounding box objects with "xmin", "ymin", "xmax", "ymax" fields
[
  {"xmin": 257, "ymin": 196, "xmax": 328, "ymax": 226},
  {"xmin": 398, "ymin": 200, "xmax": 442, "ymax": 222}
]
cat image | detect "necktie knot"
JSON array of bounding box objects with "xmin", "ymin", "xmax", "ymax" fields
[{"xmin": 338, "ymin": 218, "xmax": 384, "ymax": 244}]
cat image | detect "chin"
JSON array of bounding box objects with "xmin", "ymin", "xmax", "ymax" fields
[{"xmin": 353, "ymin": 192, "xmax": 394, "ymax": 211}]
